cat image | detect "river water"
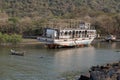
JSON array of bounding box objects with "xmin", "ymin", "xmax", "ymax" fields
[{"xmin": 0, "ymin": 41, "xmax": 120, "ymax": 80}]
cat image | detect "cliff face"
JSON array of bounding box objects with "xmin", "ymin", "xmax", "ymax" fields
[{"xmin": 1, "ymin": 0, "xmax": 120, "ymax": 18}]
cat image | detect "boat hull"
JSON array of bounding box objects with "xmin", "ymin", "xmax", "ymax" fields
[{"xmin": 37, "ymin": 37, "xmax": 95, "ymax": 48}]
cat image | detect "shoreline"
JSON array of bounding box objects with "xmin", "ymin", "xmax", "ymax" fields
[
  {"xmin": 20, "ymin": 38, "xmax": 120, "ymax": 45},
  {"xmin": 1, "ymin": 38, "xmax": 120, "ymax": 46},
  {"xmin": 20, "ymin": 39, "xmax": 42, "ymax": 45},
  {"xmin": 0, "ymin": 39, "xmax": 43, "ymax": 47},
  {"xmin": 78, "ymin": 61, "xmax": 120, "ymax": 80}
]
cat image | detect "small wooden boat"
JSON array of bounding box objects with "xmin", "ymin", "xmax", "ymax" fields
[{"xmin": 10, "ymin": 49, "xmax": 24, "ymax": 56}]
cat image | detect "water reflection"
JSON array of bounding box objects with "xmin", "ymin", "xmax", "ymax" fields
[
  {"xmin": 111, "ymin": 42, "xmax": 116, "ymax": 49},
  {"xmin": 54, "ymin": 47, "xmax": 96, "ymax": 72},
  {"xmin": 93, "ymin": 42, "xmax": 120, "ymax": 49}
]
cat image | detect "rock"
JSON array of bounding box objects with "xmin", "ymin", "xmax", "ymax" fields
[{"xmin": 78, "ymin": 75, "xmax": 90, "ymax": 80}]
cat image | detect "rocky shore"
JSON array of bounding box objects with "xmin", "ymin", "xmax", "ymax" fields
[{"xmin": 78, "ymin": 61, "xmax": 120, "ymax": 80}]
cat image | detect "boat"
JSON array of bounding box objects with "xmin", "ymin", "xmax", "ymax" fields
[
  {"xmin": 37, "ymin": 21, "xmax": 96, "ymax": 48},
  {"xmin": 104, "ymin": 35, "xmax": 116, "ymax": 42},
  {"xmin": 10, "ymin": 49, "xmax": 24, "ymax": 56}
]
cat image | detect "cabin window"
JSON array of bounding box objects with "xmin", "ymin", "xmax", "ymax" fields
[
  {"xmin": 85, "ymin": 30, "xmax": 87, "ymax": 34},
  {"xmin": 82, "ymin": 31, "xmax": 84, "ymax": 34},
  {"xmin": 69, "ymin": 31, "xmax": 72, "ymax": 35},
  {"xmin": 76, "ymin": 31, "xmax": 79, "ymax": 34},
  {"xmin": 46, "ymin": 29, "xmax": 54, "ymax": 38},
  {"xmin": 78, "ymin": 31, "xmax": 81, "ymax": 37},
  {"xmin": 75, "ymin": 31, "xmax": 79, "ymax": 37},
  {"xmin": 72, "ymin": 31, "xmax": 75, "ymax": 38},
  {"xmin": 90, "ymin": 31, "xmax": 94, "ymax": 34},
  {"xmin": 79, "ymin": 31, "xmax": 81, "ymax": 34},
  {"xmin": 90, "ymin": 31, "xmax": 93, "ymax": 34},
  {"xmin": 60, "ymin": 32, "xmax": 63, "ymax": 36},
  {"xmin": 87, "ymin": 31, "xmax": 90, "ymax": 34},
  {"xmin": 65, "ymin": 32, "xmax": 67, "ymax": 35},
  {"xmin": 82, "ymin": 31, "xmax": 85, "ymax": 37},
  {"xmin": 85, "ymin": 30, "xmax": 87, "ymax": 37}
]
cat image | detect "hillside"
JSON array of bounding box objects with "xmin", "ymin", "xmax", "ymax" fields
[
  {"xmin": 1, "ymin": 0, "xmax": 120, "ymax": 18},
  {"xmin": 0, "ymin": 0, "xmax": 120, "ymax": 36}
]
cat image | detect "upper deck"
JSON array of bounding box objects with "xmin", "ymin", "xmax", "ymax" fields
[
  {"xmin": 41, "ymin": 21, "xmax": 96, "ymax": 39},
  {"xmin": 42, "ymin": 19, "xmax": 95, "ymax": 30}
]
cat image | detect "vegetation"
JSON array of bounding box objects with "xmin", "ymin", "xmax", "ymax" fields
[
  {"xmin": 0, "ymin": 32, "xmax": 22, "ymax": 45},
  {"xmin": 0, "ymin": 0, "xmax": 120, "ymax": 36}
]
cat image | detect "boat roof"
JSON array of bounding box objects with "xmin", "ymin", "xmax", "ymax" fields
[{"xmin": 45, "ymin": 27, "xmax": 96, "ymax": 31}]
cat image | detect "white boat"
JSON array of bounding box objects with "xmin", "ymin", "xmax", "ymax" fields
[
  {"xmin": 104, "ymin": 35, "xmax": 116, "ymax": 42},
  {"xmin": 37, "ymin": 22, "xmax": 96, "ymax": 48}
]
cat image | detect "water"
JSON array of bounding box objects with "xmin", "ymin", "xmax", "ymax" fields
[{"xmin": 0, "ymin": 42, "xmax": 120, "ymax": 80}]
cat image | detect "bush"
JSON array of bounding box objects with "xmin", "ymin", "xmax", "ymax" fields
[
  {"xmin": 0, "ymin": 32, "xmax": 2, "ymax": 43},
  {"xmin": 10, "ymin": 34, "xmax": 22, "ymax": 44},
  {"xmin": 0, "ymin": 32, "xmax": 22, "ymax": 45}
]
